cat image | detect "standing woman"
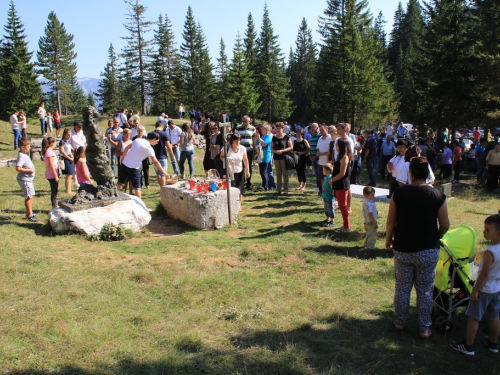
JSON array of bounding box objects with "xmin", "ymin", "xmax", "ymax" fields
[
  {"xmin": 386, "ymin": 157, "xmax": 449, "ymax": 339},
  {"xmin": 451, "ymin": 139, "xmax": 463, "ymax": 183},
  {"xmin": 220, "ymin": 133, "xmax": 250, "ymax": 209},
  {"xmin": 53, "ymin": 109, "xmax": 62, "ymax": 139},
  {"xmin": 106, "ymin": 118, "xmax": 123, "ymax": 176},
  {"xmin": 179, "ymin": 123, "xmax": 197, "ymax": 179},
  {"xmin": 293, "ymin": 128, "xmax": 310, "ymax": 191},
  {"xmin": 330, "ymin": 138, "xmax": 351, "ymax": 231},
  {"xmin": 59, "ymin": 128, "xmax": 74, "ymax": 194},
  {"xmin": 42, "ymin": 137, "xmax": 59, "ymax": 208},
  {"xmin": 256, "ymin": 122, "xmax": 276, "ymax": 191},
  {"xmin": 18, "ymin": 111, "xmax": 27, "ymax": 138},
  {"xmin": 201, "ymin": 121, "xmax": 216, "ymax": 174},
  {"xmin": 116, "ymin": 128, "xmax": 133, "ymax": 193},
  {"xmin": 271, "ymin": 122, "xmax": 293, "ymax": 195},
  {"xmin": 387, "ymin": 139, "xmax": 409, "ymax": 198}
]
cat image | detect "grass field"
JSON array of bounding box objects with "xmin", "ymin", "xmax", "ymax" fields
[{"xmin": 0, "ymin": 116, "xmax": 499, "ymax": 374}]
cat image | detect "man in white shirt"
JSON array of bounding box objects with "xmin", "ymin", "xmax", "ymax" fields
[
  {"xmin": 117, "ymin": 132, "xmax": 170, "ymax": 198},
  {"xmin": 156, "ymin": 113, "xmax": 168, "ymax": 128},
  {"xmin": 283, "ymin": 122, "xmax": 291, "ymax": 135},
  {"xmin": 130, "ymin": 118, "xmax": 140, "ymax": 139},
  {"xmin": 10, "ymin": 110, "xmax": 21, "ymax": 150},
  {"xmin": 118, "ymin": 108, "xmax": 128, "ymax": 128},
  {"xmin": 37, "ymin": 102, "xmax": 46, "ymax": 136},
  {"xmin": 396, "ymin": 122, "xmax": 408, "ymax": 138},
  {"xmin": 316, "ymin": 125, "xmax": 332, "ymax": 195},
  {"xmin": 386, "ymin": 123, "xmax": 393, "ymax": 138},
  {"xmin": 166, "ymin": 120, "xmax": 182, "ymax": 176}
]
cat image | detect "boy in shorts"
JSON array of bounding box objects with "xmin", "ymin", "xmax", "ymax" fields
[
  {"xmin": 450, "ymin": 214, "xmax": 500, "ymax": 355},
  {"xmin": 15, "ymin": 138, "xmax": 38, "ymax": 222}
]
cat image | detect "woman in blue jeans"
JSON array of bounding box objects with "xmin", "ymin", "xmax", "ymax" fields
[
  {"xmin": 179, "ymin": 123, "xmax": 196, "ymax": 178},
  {"xmin": 256, "ymin": 123, "xmax": 276, "ymax": 191}
]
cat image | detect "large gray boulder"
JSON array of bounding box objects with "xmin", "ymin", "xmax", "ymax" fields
[{"xmin": 49, "ymin": 195, "xmax": 151, "ymax": 235}]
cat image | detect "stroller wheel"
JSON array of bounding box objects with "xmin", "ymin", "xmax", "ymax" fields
[{"xmin": 435, "ymin": 316, "xmax": 454, "ymax": 333}]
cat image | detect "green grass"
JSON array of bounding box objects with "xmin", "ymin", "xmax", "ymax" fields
[{"xmin": 0, "ymin": 116, "xmax": 499, "ymax": 374}]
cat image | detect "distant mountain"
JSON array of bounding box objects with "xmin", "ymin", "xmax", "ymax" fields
[{"xmin": 39, "ymin": 77, "xmax": 102, "ymax": 96}]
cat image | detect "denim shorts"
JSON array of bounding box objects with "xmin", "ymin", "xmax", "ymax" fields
[
  {"xmin": 466, "ymin": 291, "xmax": 500, "ymax": 321},
  {"xmin": 154, "ymin": 158, "xmax": 168, "ymax": 177},
  {"xmin": 117, "ymin": 165, "xmax": 142, "ymax": 190}
]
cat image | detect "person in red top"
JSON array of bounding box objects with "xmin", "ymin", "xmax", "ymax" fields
[
  {"xmin": 53, "ymin": 109, "xmax": 62, "ymax": 139},
  {"xmin": 473, "ymin": 128, "xmax": 481, "ymax": 146},
  {"xmin": 452, "ymin": 139, "xmax": 463, "ymax": 183}
]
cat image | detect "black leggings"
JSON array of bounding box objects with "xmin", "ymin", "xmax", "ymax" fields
[
  {"xmin": 296, "ymin": 158, "xmax": 307, "ymax": 183},
  {"xmin": 48, "ymin": 178, "xmax": 59, "ymax": 208}
]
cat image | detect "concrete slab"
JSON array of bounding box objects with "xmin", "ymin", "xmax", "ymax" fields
[{"xmin": 350, "ymin": 184, "xmax": 390, "ymax": 203}]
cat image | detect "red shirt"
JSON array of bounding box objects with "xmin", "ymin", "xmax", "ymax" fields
[
  {"xmin": 453, "ymin": 146, "xmax": 462, "ymax": 162},
  {"xmin": 473, "ymin": 130, "xmax": 481, "ymax": 141},
  {"xmin": 53, "ymin": 112, "xmax": 60, "ymax": 123}
]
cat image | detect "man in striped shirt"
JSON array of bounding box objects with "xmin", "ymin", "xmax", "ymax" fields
[
  {"xmin": 308, "ymin": 123, "xmax": 321, "ymax": 196},
  {"xmin": 235, "ymin": 115, "xmax": 257, "ymax": 189}
]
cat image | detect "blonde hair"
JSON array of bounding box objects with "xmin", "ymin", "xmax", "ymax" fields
[{"xmin": 262, "ymin": 122, "xmax": 272, "ymax": 133}]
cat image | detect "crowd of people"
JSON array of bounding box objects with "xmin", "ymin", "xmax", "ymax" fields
[{"xmin": 9, "ymin": 107, "xmax": 500, "ymax": 355}]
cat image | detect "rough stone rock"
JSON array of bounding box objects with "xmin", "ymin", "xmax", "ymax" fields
[
  {"xmin": 49, "ymin": 195, "xmax": 151, "ymax": 235},
  {"xmin": 160, "ymin": 182, "xmax": 239, "ymax": 230}
]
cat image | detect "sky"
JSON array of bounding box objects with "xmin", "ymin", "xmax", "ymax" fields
[{"xmin": 1, "ymin": 0, "xmax": 406, "ymax": 79}]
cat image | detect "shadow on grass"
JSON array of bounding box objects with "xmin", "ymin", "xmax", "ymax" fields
[
  {"xmin": 239, "ymin": 220, "xmax": 319, "ymax": 240},
  {"xmin": 305, "ymin": 243, "xmax": 393, "ymax": 260},
  {"xmin": 8, "ymin": 311, "xmax": 489, "ymax": 375}
]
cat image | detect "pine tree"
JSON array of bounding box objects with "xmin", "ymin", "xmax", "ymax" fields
[
  {"xmin": 244, "ymin": 13, "xmax": 258, "ymax": 74},
  {"xmin": 179, "ymin": 7, "xmax": 213, "ymax": 112},
  {"xmin": 150, "ymin": 13, "xmax": 179, "ymax": 115},
  {"xmin": 255, "ymin": 4, "xmax": 293, "ymax": 122},
  {"xmin": 37, "ymin": 11, "xmax": 77, "ymax": 116},
  {"xmin": 226, "ymin": 33, "xmax": 260, "ymax": 120},
  {"xmin": 388, "ymin": 2, "xmax": 406, "ymax": 70},
  {"xmin": 418, "ymin": 0, "xmax": 480, "ymax": 132},
  {"xmin": 117, "ymin": 58, "xmax": 141, "ymax": 111},
  {"xmin": 288, "ymin": 18, "xmax": 317, "ymax": 124},
  {"xmin": 316, "ymin": 0, "xmax": 397, "ymax": 126},
  {"xmin": 214, "ymin": 37, "xmax": 229, "ymax": 113},
  {"xmin": 474, "ymin": 0, "xmax": 500, "ymax": 123},
  {"xmin": 70, "ymin": 78, "xmax": 87, "ymax": 114},
  {"xmin": 373, "ymin": 11, "xmax": 389, "ymax": 66},
  {"xmin": 0, "ymin": 0, "xmax": 42, "ymax": 118},
  {"xmin": 96, "ymin": 44, "xmax": 120, "ymax": 115},
  {"xmin": 87, "ymin": 90, "xmax": 95, "ymax": 107},
  {"xmin": 121, "ymin": 0, "xmax": 153, "ymax": 115}
]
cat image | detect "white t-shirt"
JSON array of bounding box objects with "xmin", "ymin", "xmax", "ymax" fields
[
  {"xmin": 333, "ymin": 135, "xmax": 355, "ymax": 161},
  {"xmin": 157, "ymin": 116, "xmax": 167, "ymax": 127},
  {"xmin": 227, "ymin": 144, "xmax": 246, "ymax": 173},
  {"xmin": 284, "ymin": 124, "xmax": 290, "ymax": 135},
  {"xmin": 167, "ymin": 126, "xmax": 182, "ymax": 145},
  {"xmin": 389, "ymin": 154, "xmax": 406, "ymax": 178},
  {"xmin": 396, "ymin": 162, "xmax": 435, "ymax": 185},
  {"xmin": 60, "ymin": 139, "xmax": 73, "ymax": 158},
  {"xmin": 317, "ymin": 135, "xmax": 332, "ymax": 165},
  {"xmin": 38, "ymin": 106, "xmax": 46, "ymax": 119},
  {"xmin": 70, "ymin": 129, "xmax": 87, "ymax": 149},
  {"xmin": 386, "ymin": 124, "xmax": 393, "ymax": 136},
  {"xmin": 122, "ymin": 138, "xmax": 155, "ymax": 169},
  {"xmin": 119, "ymin": 113, "xmax": 128, "ymax": 127},
  {"xmin": 10, "ymin": 114, "xmax": 18, "ymax": 130},
  {"xmin": 480, "ymin": 244, "xmax": 500, "ymax": 293}
]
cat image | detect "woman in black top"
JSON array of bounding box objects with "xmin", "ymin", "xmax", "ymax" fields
[
  {"xmin": 272, "ymin": 122, "xmax": 293, "ymax": 195},
  {"xmin": 330, "ymin": 138, "xmax": 351, "ymax": 231},
  {"xmin": 293, "ymin": 129, "xmax": 310, "ymax": 190},
  {"xmin": 386, "ymin": 157, "xmax": 450, "ymax": 339}
]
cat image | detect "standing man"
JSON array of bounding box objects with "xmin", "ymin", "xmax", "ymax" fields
[
  {"xmin": 130, "ymin": 118, "xmax": 140, "ymax": 139},
  {"xmin": 363, "ymin": 130, "xmax": 377, "ymax": 187},
  {"xmin": 10, "ymin": 110, "xmax": 21, "ymax": 150},
  {"xmin": 396, "ymin": 122, "xmax": 408, "ymax": 139},
  {"xmin": 157, "ymin": 113, "xmax": 168, "ymax": 128},
  {"xmin": 128, "ymin": 111, "xmax": 140, "ymax": 127},
  {"xmin": 308, "ymin": 123, "xmax": 321, "ymax": 197},
  {"xmin": 118, "ymin": 108, "xmax": 128, "ymax": 129},
  {"xmin": 316, "ymin": 125, "xmax": 332, "ymax": 196},
  {"xmin": 386, "ymin": 123, "xmax": 393, "ymax": 138},
  {"xmin": 472, "ymin": 128, "xmax": 481, "ymax": 146},
  {"xmin": 236, "ymin": 115, "xmax": 257, "ymax": 190},
  {"xmin": 166, "ymin": 120, "xmax": 182, "ymax": 177},
  {"xmin": 380, "ymin": 135, "xmax": 396, "ymax": 180},
  {"xmin": 283, "ymin": 122, "xmax": 291, "ymax": 135},
  {"xmin": 152, "ymin": 120, "xmax": 176, "ymax": 187},
  {"xmin": 37, "ymin": 102, "xmax": 46, "ymax": 136},
  {"xmin": 117, "ymin": 132, "xmax": 170, "ymax": 198}
]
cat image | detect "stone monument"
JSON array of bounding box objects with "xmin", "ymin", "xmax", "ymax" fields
[{"xmin": 49, "ymin": 106, "xmax": 151, "ymax": 235}]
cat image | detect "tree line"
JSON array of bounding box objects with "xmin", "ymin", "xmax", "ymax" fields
[{"xmin": 0, "ymin": 0, "xmax": 499, "ymax": 132}]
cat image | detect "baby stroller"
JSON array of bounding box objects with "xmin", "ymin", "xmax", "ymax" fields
[{"xmin": 433, "ymin": 225, "xmax": 477, "ymax": 333}]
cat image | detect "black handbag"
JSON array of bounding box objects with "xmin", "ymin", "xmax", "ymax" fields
[{"xmin": 284, "ymin": 152, "xmax": 298, "ymax": 170}]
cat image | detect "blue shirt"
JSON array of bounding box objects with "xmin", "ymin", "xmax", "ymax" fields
[
  {"xmin": 322, "ymin": 174, "xmax": 334, "ymax": 201},
  {"xmin": 381, "ymin": 141, "xmax": 396, "ymax": 156},
  {"xmin": 261, "ymin": 134, "xmax": 273, "ymax": 164}
]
